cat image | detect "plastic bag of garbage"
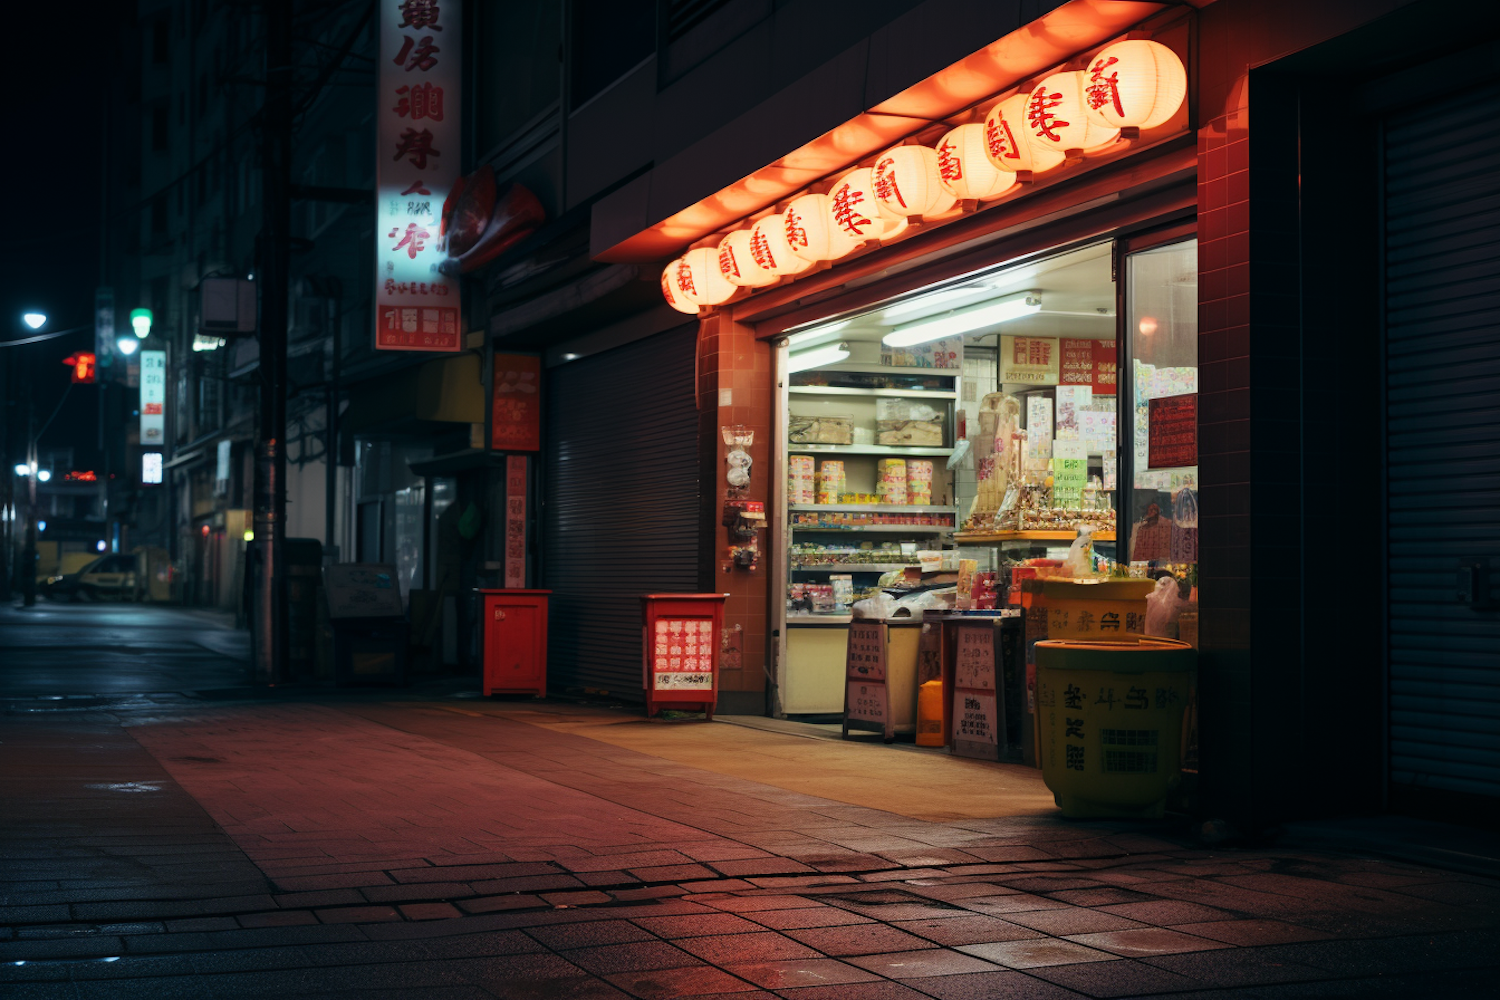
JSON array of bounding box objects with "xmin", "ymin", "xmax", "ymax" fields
[
  {"xmin": 892, "ymin": 588, "xmax": 954, "ymax": 616},
  {"xmin": 1145, "ymin": 575, "xmax": 1188, "ymax": 637},
  {"xmin": 852, "ymin": 592, "xmax": 896, "ymax": 620}
]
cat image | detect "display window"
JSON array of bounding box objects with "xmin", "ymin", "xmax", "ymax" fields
[{"xmin": 773, "ymin": 234, "xmax": 1198, "ymax": 722}]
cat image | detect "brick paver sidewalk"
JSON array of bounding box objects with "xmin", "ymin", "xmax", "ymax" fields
[{"xmin": 2, "ymin": 699, "xmax": 1497, "ymax": 998}]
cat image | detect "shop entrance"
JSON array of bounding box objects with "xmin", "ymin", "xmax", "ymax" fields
[{"xmin": 773, "ymin": 236, "xmax": 1199, "ymax": 739}]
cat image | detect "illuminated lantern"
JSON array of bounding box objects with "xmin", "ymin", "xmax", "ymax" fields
[
  {"xmin": 935, "ymin": 124, "xmax": 1017, "ymax": 201},
  {"xmin": 785, "ymin": 193, "xmax": 858, "ymax": 263},
  {"xmin": 661, "ymin": 259, "xmax": 699, "ymax": 314},
  {"xmin": 826, "ymin": 167, "xmax": 908, "ymax": 243},
  {"xmin": 749, "ymin": 214, "xmax": 813, "ymax": 277},
  {"xmin": 718, "ymin": 229, "xmax": 778, "ymax": 288},
  {"xmin": 1082, "ymin": 39, "xmax": 1186, "ymax": 131},
  {"xmin": 1023, "ymin": 72, "xmax": 1119, "ymax": 158},
  {"xmin": 679, "ymin": 247, "xmax": 736, "ymax": 305},
  {"xmin": 871, "ymin": 145, "xmax": 955, "ymax": 218},
  {"xmin": 983, "ymin": 93, "xmax": 1064, "ymax": 175}
]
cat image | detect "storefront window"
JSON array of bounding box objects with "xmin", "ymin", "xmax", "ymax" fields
[{"xmin": 1124, "ymin": 240, "xmax": 1198, "ymax": 584}]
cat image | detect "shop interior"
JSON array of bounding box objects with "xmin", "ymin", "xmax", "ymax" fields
[{"xmin": 775, "ymin": 238, "xmax": 1199, "ymax": 726}]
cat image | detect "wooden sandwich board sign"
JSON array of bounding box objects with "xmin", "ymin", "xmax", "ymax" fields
[
  {"xmin": 951, "ymin": 620, "xmax": 1005, "ymax": 760},
  {"xmin": 843, "ymin": 619, "xmax": 895, "ymax": 742}
]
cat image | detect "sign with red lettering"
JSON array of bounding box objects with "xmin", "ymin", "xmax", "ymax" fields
[
  {"xmin": 651, "ymin": 618, "xmax": 717, "ymax": 690},
  {"xmin": 492, "ymin": 354, "xmax": 541, "ymax": 452},
  {"xmin": 1148, "ymin": 393, "xmax": 1197, "ymax": 468},
  {"xmin": 1060, "ymin": 338, "xmax": 1117, "ymax": 395},
  {"xmin": 505, "ymin": 455, "xmax": 526, "ymax": 588},
  {"xmin": 376, "ymin": 0, "xmax": 462, "ymax": 351}
]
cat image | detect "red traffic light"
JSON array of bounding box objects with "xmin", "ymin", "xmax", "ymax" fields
[{"xmin": 63, "ymin": 352, "xmax": 97, "ymax": 384}]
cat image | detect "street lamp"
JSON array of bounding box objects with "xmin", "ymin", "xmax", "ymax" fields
[
  {"xmin": 116, "ymin": 335, "xmax": 139, "ymax": 356},
  {"xmin": 22, "ymin": 312, "xmax": 46, "ymax": 330},
  {"xmin": 130, "ymin": 308, "xmax": 153, "ymax": 339}
]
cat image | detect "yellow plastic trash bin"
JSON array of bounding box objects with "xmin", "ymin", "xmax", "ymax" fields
[{"xmin": 1036, "ymin": 638, "xmax": 1194, "ymax": 819}]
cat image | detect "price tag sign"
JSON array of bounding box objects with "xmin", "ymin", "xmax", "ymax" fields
[
  {"xmin": 952, "ymin": 623, "xmax": 1002, "ymax": 759},
  {"xmin": 844, "ymin": 620, "xmax": 893, "ymax": 740}
]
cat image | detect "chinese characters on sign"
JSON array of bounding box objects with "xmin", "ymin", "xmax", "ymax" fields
[
  {"xmin": 653, "ymin": 618, "xmax": 716, "ymax": 690},
  {"xmin": 377, "ymin": 0, "xmax": 461, "ymax": 351},
  {"xmin": 844, "ymin": 620, "xmax": 892, "ymax": 738},
  {"xmin": 139, "ymin": 350, "xmax": 166, "ymax": 445},
  {"xmin": 999, "ymin": 335, "xmax": 1060, "ymax": 384},
  {"xmin": 504, "ymin": 455, "xmax": 526, "ymax": 588},
  {"xmin": 1059, "ymin": 338, "xmax": 1117, "ymax": 395},
  {"xmin": 1147, "ymin": 393, "xmax": 1197, "ymax": 469},
  {"xmin": 952, "ymin": 624, "xmax": 1000, "ymax": 757},
  {"xmin": 491, "ymin": 354, "xmax": 541, "ymax": 452}
]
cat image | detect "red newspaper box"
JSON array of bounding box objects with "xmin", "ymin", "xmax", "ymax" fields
[
  {"xmin": 641, "ymin": 593, "xmax": 729, "ymax": 719},
  {"xmin": 479, "ymin": 589, "xmax": 550, "ymax": 697}
]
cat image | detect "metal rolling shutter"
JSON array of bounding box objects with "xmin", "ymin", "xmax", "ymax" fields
[
  {"xmin": 1384, "ymin": 82, "xmax": 1500, "ymax": 800},
  {"xmin": 543, "ymin": 324, "xmax": 701, "ymax": 699}
]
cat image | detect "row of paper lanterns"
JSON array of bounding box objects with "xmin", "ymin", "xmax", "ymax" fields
[{"xmin": 662, "ymin": 39, "xmax": 1186, "ymax": 314}]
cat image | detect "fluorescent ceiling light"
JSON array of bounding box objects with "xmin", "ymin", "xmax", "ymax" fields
[
  {"xmin": 880, "ymin": 286, "xmax": 988, "ymax": 321},
  {"xmin": 787, "ymin": 341, "xmax": 849, "ymax": 373},
  {"xmin": 786, "ymin": 320, "xmax": 849, "ymax": 347},
  {"xmin": 883, "ymin": 291, "xmax": 1041, "ymax": 347}
]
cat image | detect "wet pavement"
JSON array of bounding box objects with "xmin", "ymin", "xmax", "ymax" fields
[{"xmin": 2, "ymin": 601, "xmax": 1498, "ymax": 998}]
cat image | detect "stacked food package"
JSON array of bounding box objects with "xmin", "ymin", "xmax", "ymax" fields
[
  {"xmin": 876, "ymin": 399, "xmax": 945, "ymax": 446},
  {"xmin": 817, "ymin": 460, "xmax": 845, "ymax": 504},
  {"xmin": 876, "ymin": 458, "xmax": 907, "ymax": 504},
  {"xmin": 907, "ymin": 459, "xmax": 934, "ymax": 505},
  {"xmin": 787, "ymin": 455, "xmax": 816, "ymax": 504}
]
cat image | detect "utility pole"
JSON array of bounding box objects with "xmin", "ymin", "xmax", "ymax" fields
[
  {"xmin": 22, "ymin": 388, "xmax": 36, "ymax": 607},
  {"xmin": 252, "ymin": 0, "xmax": 293, "ymax": 684}
]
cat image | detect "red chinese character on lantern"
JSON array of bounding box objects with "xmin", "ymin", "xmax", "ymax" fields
[
  {"xmin": 830, "ymin": 182, "xmax": 872, "ymax": 236},
  {"xmin": 985, "ymin": 116, "xmax": 1021, "ymax": 162},
  {"xmin": 397, "ymin": 0, "xmax": 442, "ymax": 30},
  {"xmin": 388, "ymin": 222, "xmax": 430, "ymax": 259},
  {"xmin": 784, "ymin": 207, "xmax": 808, "ymax": 250},
  {"xmin": 872, "ymin": 157, "xmax": 906, "ymax": 208},
  {"xmin": 393, "ymin": 127, "xmax": 440, "ymax": 168},
  {"xmin": 1027, "ymin": 87, "xmax": 1068, "ymax": 143},
  {"xmin": 393, "ymin": 34, "xmax": 439, "ymax": 72},
  {"xmin": 718, "ymin": 244, "xmax": 741, "ymax": 279},
  {"xmin": 399, "ymin": 179, "xmax": 430, "ymax": 196},
  {"xmin": 749, "ymin": 228, "xmax": 776, "ymax": 270},
  {"xmin": 937, "ymin": 139, "xmax": 963, "ymax": 183},
  {"xmin": 1086, "ymin": 56, "xmax": 1123, "ymax": 118},
  {"xmin": 394, "ymin": 83, "xmax": 444, "ymax": 121},
  {"xmin": 674, "ymin": 259, "xmax": 697, "ymax": 297}
]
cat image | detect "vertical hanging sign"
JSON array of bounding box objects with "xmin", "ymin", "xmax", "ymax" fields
[
  {"xmin": 492, "ymin": 354, "xmax": 542, "ymax": 451},
  {"xmin": 139, "ymin": 350, "xmax": 166, "ymax": 446},
  {"xmin": 505, "ymin": 455, "xmax": 527, "ymax": 588},
  {"xmin": 376, "ymin": 0, "xmax": 462, "ymax": 352}
]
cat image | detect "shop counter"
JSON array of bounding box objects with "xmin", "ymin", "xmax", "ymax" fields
[{"xmin": 784, "ymin": 614, "xmax": 851, "ymax": 714}]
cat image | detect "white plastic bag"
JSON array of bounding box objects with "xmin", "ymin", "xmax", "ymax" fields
[
  {"xmin": 1063, "ymin": 525, "xmax": 1097, "ymax": 578},
  {"xmin": 852, "ymin": 592, "xmax": 896, "ymax": 620},
  {"xmin": 1145, "ymin": 576, "xmax": 1188, "ymax": 637}
]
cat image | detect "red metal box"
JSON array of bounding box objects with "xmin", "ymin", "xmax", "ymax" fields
[
  {"xmin": 479, "ymin": 589, "xmax": 550, "ymax": 697},
  {"xmin": 641, "ymin": 593, "xmax": 728, "ymax": 719}
]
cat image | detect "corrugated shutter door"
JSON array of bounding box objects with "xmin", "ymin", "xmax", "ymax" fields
[
  {"xmin": 1384, "ymin": 82, "xmax": 1500, "ymax": 800},
  {"xmin": 543, "ymin": 325, "xmax": 701, "ymax": 698}
]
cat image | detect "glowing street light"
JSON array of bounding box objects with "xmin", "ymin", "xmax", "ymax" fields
[
  {"xmin": 36, "ymin": 469, "xmax": 51, "ymax": 482},
  {"xmin": 130, "ymin": 308, "xmax": 153, "ymax": 338},
  {"xmin": 22, "ymin": 312, "xmax": 47, "ymax": 330},
  {"xmin": 13, "ymin": 463, "xmax": 29, "ymax": 476},
  {"xmin": 116, "ymin": 335, "xmax": 140, "ymax": 356}
]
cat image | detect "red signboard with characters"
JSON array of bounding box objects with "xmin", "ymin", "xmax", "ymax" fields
[
  {"xmin": 641, "ymin": 594, "xmax": 729, "ymax": 719},
  {"xmin": 491, "ymin": 353, "xmax": 541, "ymax": 452},
  {"xmin": 1060, "ymin": 338, "xmax": 1117, "ymax": 395},
  {"xmin": 1148, "ymin": 393, "xmax": 1197, "ymax": 468}
]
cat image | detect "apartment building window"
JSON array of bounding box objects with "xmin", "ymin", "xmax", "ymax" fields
[
  {"xmin": 478, "ymin": 0, "xmax": 561, "ymax": 154},
  {"xmin": 569, "ymin": 0, "xmax": 655, "ymax": 110},
  {"xmin": 152, "ymin": 17, "xmax": 170, "ymax": 64},
  {"xmin": 151, "ymin": 103, "xmax": 170, "ymax": 151}
]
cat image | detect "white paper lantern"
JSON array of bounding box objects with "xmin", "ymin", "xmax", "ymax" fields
[
  {"xmin": 871, "ymin": 145, "xmax": 956, "ymax": 218},
  {"xmin": 661, "ymin": 259, "xmax": 699, "ymax": 314},
  {"xmin": 936, "ymin": 123, "xmax": 1018, "ymax": 201},
  {"xmin": 679, "ymin": 246, "xmax": 736, "ymax": 305},
  {"xmin": 983, "ymin": 93, "xmax": 1064, "ymax": 175},
  {"xmin": 1082, "ymin": 39, "xmax": 1187, "ymax": 130},
  {"xmin": 826, "ymin": 167, "xmax": 909, "ymax": 243},
  {"xmin": 1023, "ymin": 72, "xmax": 1119, "ymax": 157},
  {"xmin": 718, "ymin": 229, "xmax": 778, "ymax": 288},
  {"xmin": 784, "ymin": 193, "xmax": 858, "ymax": 263},
  {"xmin": 749, "ymin": 214, "xmax": 813, "ymax": 277}
]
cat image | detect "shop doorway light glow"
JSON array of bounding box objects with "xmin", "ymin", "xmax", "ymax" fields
[
  {"xmin": 787, "ymin": 341, "xmax": 850, "ymax": 373},
  {"xmin": 882, "ymin": 291, "xmax": 1040, "ymax": 347}
]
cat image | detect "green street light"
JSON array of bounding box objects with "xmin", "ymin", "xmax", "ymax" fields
[{"xmin": 130, "ymin": 308, "xmax": 153, "ymax": 338}]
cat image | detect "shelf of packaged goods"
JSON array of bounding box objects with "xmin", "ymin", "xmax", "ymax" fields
[
  {"xmin": 787, "ymin": 444, "xmax": 952, "ymax": 456},
  {"xmin": 788, "ymin": 386, "xmax": 958, "ymax": 400},
  {"xmin": 953, "ymin": 530, "xmax": 1117, "ymax": 544},
  {"xmin": 791, "ymin": 563, "xmax": 917, "ymax": 573},
  {"xmin": 788, "ymin": 503, "xmax": 957, "ymax": 514},
  {"xmin": 792, "ymin": 523, "xmax": 952, "ymax": 533}
]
